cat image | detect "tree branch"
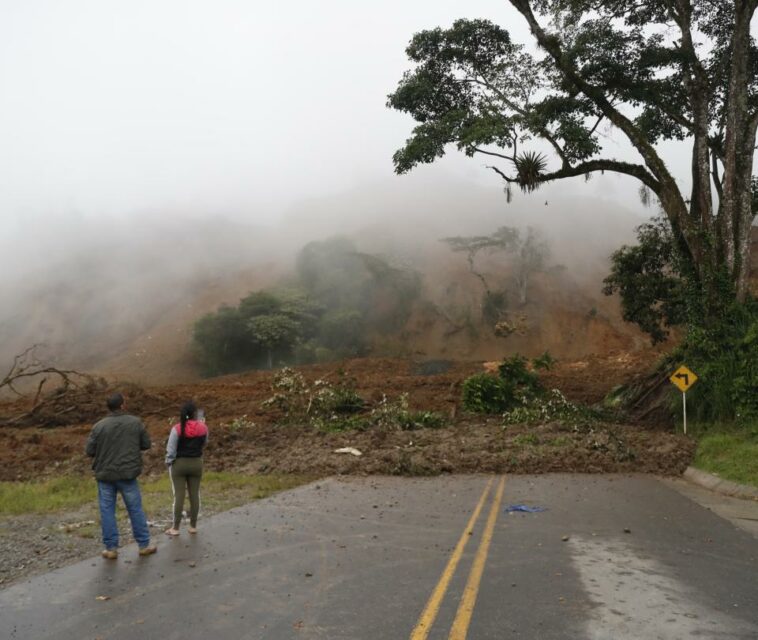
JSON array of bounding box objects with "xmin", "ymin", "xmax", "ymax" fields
[
  {"xmin": 471, "ymin": 76, "xmax": 569, "ymax": 165},
  {"xmin": 539, "ymin": 160, "xmax": 661, "ymax": 192},
  {"xmin": 489, "ymin": 159, "xmax": 660, "ymax": 193},
  {"xmin": 508, "ymin": 0, "xmax": 690, "ymax": 227},
  {"xmin": 485, "ymin": 165, "xmax": 518, "ymax": 183},
  {"xmin": 472, "ymin": 147, "xmax": 515, "ymax": 162},
  {"xmin": 588, "ymin": 115, "xmax": 604, "ymax": 136}
]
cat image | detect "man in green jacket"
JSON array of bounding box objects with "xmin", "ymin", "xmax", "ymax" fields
[{"xmin": 86, "ymin": 393, "xmax": 157, "ymax": 559}]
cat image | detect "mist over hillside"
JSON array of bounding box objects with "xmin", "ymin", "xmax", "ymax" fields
[{"xmin": 0, "ymin": 176, "xmax": 651, "ymax": 383}]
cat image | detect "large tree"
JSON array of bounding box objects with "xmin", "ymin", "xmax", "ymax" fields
[{"xmin": 388, "ymin": 1, "xmax": 758, "ymax": 313}]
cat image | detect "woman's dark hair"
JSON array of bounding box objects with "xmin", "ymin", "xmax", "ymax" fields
[{"xmin": 179, "ymin": 401, "xmax": 197, "ymax": 437}]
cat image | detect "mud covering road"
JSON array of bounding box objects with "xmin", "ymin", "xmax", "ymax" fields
[
  {"xmin": 1, "ymin": 475, "xmax": 757, "ymax": 640},
  {"xmin": 0, "ymin": 354, "xmax": 694, "ymax": 481}
]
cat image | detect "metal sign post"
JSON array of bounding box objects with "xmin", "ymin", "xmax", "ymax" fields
[{"xmin": 670, "ymin": 365, "xmax": 697, "ymax": 434}]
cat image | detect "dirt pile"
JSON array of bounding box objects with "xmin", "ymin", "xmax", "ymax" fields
[
  {"xmin": 0, "ymin": 353, "xmax": 691, "ymax": 481},
  {"xmin": 204, "ymin": 421, "xmax": 693, "ymax": 478}
]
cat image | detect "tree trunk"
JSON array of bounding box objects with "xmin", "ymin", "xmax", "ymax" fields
[
  {"xmin": 517, "ymin": 272, "xmax": 527, "ymax": 305},
  {"xmin": 720, "ymin": 0, "xmax": 756, "ymax": 302}
]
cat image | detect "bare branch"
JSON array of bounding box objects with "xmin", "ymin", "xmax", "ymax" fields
[
  {"xmin": 472, "ymin": 147, "xmax": 515, "ymax": 162},
  {"xmin": 485, "ymin": 165, "xmax": 518, "ymax": 183},
  {"xmin": 588, "ymin": 115, "xmax": 604, "ymax": 136}
]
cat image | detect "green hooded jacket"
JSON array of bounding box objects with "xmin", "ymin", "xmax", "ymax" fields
[{"xmin": 85, "ymin": 412, "xmax": 151, "ymax": 482}]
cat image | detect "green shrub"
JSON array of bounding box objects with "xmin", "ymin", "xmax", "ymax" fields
[
  {"xmin": 312, "ymin": 414, "xmax": 369, "ymax": 432},
  {"xmin": 503, "ymin": 389, "xmax": 601, "ymax": 428},
  {"xmin": 370, "ymin": 394, "xmax": 446, "ymax": 430},
  {"xmin": 310, "ymin": 376, "xmax": 364, "ymax": 415},
  {"xmin": 397, "ymin": 410, "xmax": 446, "ymax": 430},
  {"xmin": 498, "ymin": 355, "xmax": 543, "ymax": 395},
  {"xmin": 676, "ymin": 300, "xmax": 758, "ymax": 424},
  {"xmin": 462, "ymin": 373, "xmax": 516, "ymax": 413},
  {"xmin": 262, "ymin": 372, "xmax": 444, "ymax": 432},
  {"xmin": 462, "ymin": 354, "xmax": 547, "ymax": 413},
  {"xmin": 532, "ymin": 351, "xmax": 556, "ymax": 371}
]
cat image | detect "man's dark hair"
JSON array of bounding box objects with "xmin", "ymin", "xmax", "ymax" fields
[{"xmin": 106, "ymin": 393, "xmax": 124, "ymax": 411}]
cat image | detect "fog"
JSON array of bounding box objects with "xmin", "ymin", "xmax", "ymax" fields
[{"xmin": 0, "ymin": 1, "xmax": 697, "ymax": 378}]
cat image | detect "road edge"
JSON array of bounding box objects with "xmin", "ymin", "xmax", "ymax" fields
[{"xmin": 683, "ymin": 466, "xmax": 758, "ymax": 501}]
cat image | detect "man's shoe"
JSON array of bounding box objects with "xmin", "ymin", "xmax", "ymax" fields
[
  {"xmin": 101, "ymin": 549, "xmax": 118, "ymax": 560},
  {"xmin": 138, "ymin": 543, "xmax": 157, "ymax": 556}
]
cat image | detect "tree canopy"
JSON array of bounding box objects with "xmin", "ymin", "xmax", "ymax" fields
[
  {"xmin": 389, "ymin": 2, "xmax": 758, "ymax": 307},
  {"xmin": 193, "ymin": 238, "xmax": 422, "ymax": 375}
]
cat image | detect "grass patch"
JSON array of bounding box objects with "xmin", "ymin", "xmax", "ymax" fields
[
  {"xmin": 512, "ymin": 433, "xmax": 540, "ymax": 446},
  {"xmin": 0, "ymin": 472, "xmax": 312, "ymax": 517},
  {"xmin": 694, "ymin": 431, "xmax": 758, "ymax": 487},
  {"xmin": 0, "ymin": 476, "xmax": 96, "ymax": 515},
  {"xmin": 140, "ymin": 472, "xmax": 311, "ymax": 516},
  {"xmin": 548, "ymin": 435, "xmax": 572, "ymax": 448}
]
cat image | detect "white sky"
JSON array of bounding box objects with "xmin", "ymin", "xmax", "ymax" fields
[{"xmin": 0, "ymin": 0, "xmax": 703, "ymax": 228}]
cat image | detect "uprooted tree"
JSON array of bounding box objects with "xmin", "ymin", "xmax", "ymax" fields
[
  {"xmin": 0, "ymin": 344, "xmax": 99, "ymax": 425},
  {"xmin": 388, "ymin": 2, "xmax": 757, "ymax": 319}
]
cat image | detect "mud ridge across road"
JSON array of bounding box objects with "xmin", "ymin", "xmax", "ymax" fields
[{"xmin": 1, "ymin": 355, "xmax": 692, "ymax": 481}]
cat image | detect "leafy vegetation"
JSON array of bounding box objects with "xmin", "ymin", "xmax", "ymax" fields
[
  {"xmin": 193, "ymin": 236, "xmax": 420, "ymax": 375},
  {"xmin": 368, "ymin": 394, "xmax": 446, "ymax": 431},
  {"xmin": 462, "ymin": 354, "xmax": 548, "ymax": 413},
  {"xmin": 262, "ymin": 369, "xmax": 445, "ymax": 432},
  {"xmin": 673, "ymin": 300, "xmax": 758, "ymax": 424},
  {"xmin": 603, "ymin": 216, "xmax": 690, "ymax": 343},
  {"xmin": 503, "ymin": 389, "xmax": 601, "ymax": 429},
  {"xmin": 461, "ymin": 374, "xmax": 517, "ymax": 414}
]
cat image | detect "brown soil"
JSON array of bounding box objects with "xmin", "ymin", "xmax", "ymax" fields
[{"xmin": 0, "ymin": 352, "xmax": 691, "ymax": 482}]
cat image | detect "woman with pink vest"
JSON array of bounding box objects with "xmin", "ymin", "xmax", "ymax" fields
[{"xmin": 165, "ymin": 401, "xmax": 208, "ymax": 536}]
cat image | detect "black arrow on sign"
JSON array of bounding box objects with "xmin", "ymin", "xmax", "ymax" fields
[{"xmin": 675, "ymin": 372, "xmax": 689, "ymax": 386}]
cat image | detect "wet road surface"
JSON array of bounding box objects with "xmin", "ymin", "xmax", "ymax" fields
[{"xmin": 1, "ymin": 474, "xmax": 757, "ymax": 639}]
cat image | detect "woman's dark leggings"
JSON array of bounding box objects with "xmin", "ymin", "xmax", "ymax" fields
[{"xmin": 170, "ymin": 457, "xmax": 203, "ymax": 528}]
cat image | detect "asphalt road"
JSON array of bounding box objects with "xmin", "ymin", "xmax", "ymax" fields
[{"xmin": 1, "ymin": 474, "xmax": 757, "ymax": 639}]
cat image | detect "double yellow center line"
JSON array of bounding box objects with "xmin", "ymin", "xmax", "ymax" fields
[{"xmin": 410, "ymin": 476, "xmax": 506, "ymax": 640}]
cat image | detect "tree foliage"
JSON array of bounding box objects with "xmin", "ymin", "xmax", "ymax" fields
[
  {"xmin": 603, "ymin": 217, "xmax": 689, "ymax": 342},
  {"xmin": 193, "ymin": 290, "xmax": 320, "ymax": 375},
  {"xmin": 193, "ymin": 238, "xmax": 421, "ymax": 375},
  {"xmin": 389, "ymin": 3, "xmax": 758, "ymax": 307},
  {"xmin": 297, "ymin": 236, "xmax": 421, "ymax": 334}
]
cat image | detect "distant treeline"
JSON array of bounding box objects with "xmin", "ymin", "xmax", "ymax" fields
[{"xmin": 192, "ymin": 236, "xmax": 420, "ymax": 375}]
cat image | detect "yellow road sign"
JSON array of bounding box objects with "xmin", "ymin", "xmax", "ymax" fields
[{"xmin": 670, "ymin": 365, "xmax": 698, "ymax": 393}]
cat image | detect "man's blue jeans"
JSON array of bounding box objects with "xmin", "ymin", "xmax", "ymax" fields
[{"xmin": 97, "ymin": 479, "xmax": 151, "ymax": 550}]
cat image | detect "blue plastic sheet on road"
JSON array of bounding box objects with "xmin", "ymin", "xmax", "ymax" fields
[{"xmin": 505, "ymin": 504, "xmax": 547, "ymax": 513}]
